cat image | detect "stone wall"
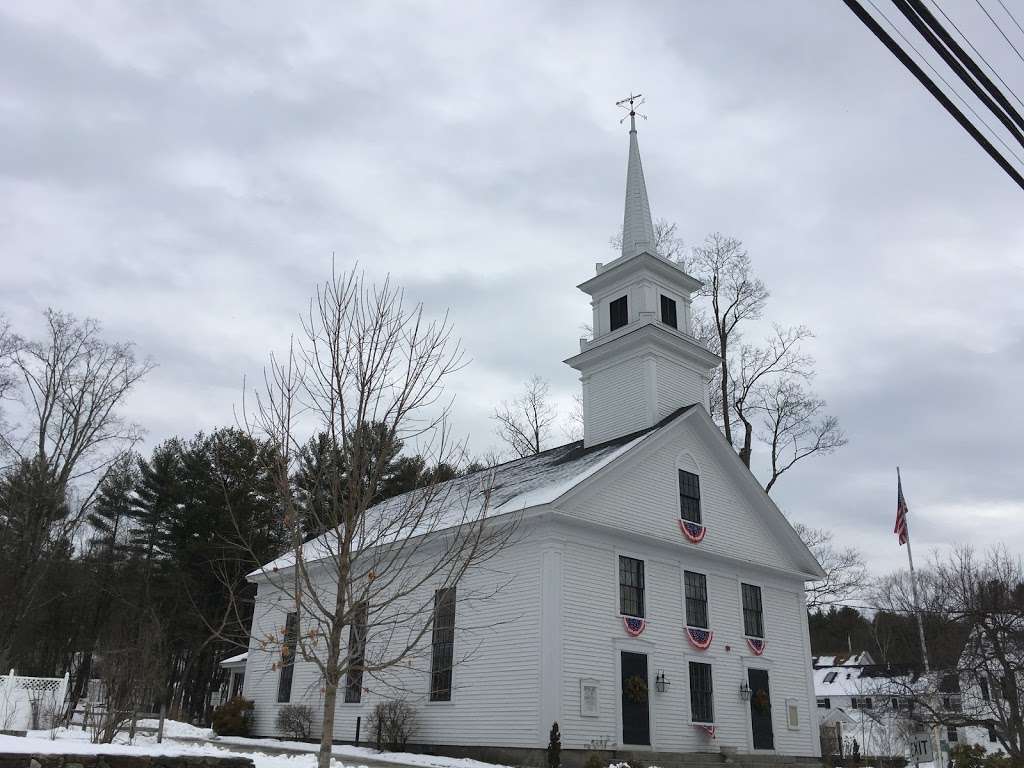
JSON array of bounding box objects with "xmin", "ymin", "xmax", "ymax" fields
[{"xmin": 0, "ymin": 755, "xmax": 253, "ymax": 768}]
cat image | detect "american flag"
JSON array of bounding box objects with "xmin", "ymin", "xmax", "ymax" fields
[{"xmin": 894, "ymin": 470, "xmax": 909, "ymax": 546}]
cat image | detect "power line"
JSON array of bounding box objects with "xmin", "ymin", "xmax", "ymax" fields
[
  {"xmin": 868, "ymin": 0, "xmax": 1024, "ymax": 165},
  {"xmin": 841, "ymin": 0, "xmax": 1024, "ymax": 191},
  {"xmin": 994, "ymin": 0, "xmax": 1024, "ymax": 40},
  {"xmin": 973, "ymin": 0, "xmax": 1024, "ymax": 66},
  {"xmin": 928, "ymin": 0, "xmax": 1024, "ymax": 112},
  {"xmin": 894, "ymin": 0, "xmax": 1024, "ymax": 143}
]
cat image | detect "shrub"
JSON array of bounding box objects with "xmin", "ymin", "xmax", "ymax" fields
[
  {"xmin": 276, "ymin": 704, "xmax": 314, "ymax": 740},
  {"xmin": 583, "ymin": 753, "xmax": 604, "ymax": 768},
  {"xmin": 547, "ymin": 722, "xmax": 561, "ymax": 768},
  {"xmin": 370, "ymin": 699, "xmax": 418, "ymax": 752},
  {"xmin": 212, "ymin": 696, "xmax": 255, "ymax": 737}
]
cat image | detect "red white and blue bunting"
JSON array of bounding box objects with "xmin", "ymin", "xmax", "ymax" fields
[
  {"xmin": 678, "ymin": 519, "xmax": 706, "ymax": 544},
  {"xmin": 695, "ymin": 724, "xmax": 716, "ymax": 739},
  {"xmin": 623, "ymin": 616, "xmax": 647, "ymax": 636},
  {"xmin": 686, "ymin": 627, "xmax": 713, "ymax": 650},
  {"xmin": 746, "ymin": 637, "xmax": 766, "ymax": 656}
]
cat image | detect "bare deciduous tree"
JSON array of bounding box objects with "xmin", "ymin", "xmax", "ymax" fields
[
  {"xmin": 872, "ymin": 547, "xmax": 1024, "ymax": 764},
  {"xmin": 793, "ymin": 523, "xmax": 868, "ymax": 610},
  {"xmin": 492, "ymin": 375, "xmax": 557, "ymax": 458},
  {"xmin": 758, "ymin": 379, "xmax": 847, "ymax": 494},
  {"xmin": 0, "ymin": 310, "xmax": 152, "ymax": 671},
  {"xmin": 691, "ymin": 233, "xmax": 768, "ymax": 448},
  {"xmin": 610, "ymin": 218, "xmax": 687, "ymax": 265},
  {"xmin": 241, "ymin": 268, "xmax": 515, "ymax": 768}
]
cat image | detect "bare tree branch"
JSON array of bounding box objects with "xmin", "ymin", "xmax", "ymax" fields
[{"xmin": 492, "ymin": 375, "xmax": 557, "ymax": 458}]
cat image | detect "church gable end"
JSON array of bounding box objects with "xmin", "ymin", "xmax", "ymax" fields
[{"xmin": 556, "ymin": 410, "xmax": 819, "ymax": 579}]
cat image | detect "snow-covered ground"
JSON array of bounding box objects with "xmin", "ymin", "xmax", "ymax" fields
[
  {"xmin": 209, "ymin": 735, "xmax": 511, "ymax": 768},
  {"xmin": 0, "ymin": 728, "xmax": 351, "ymax": 768},
  {"xmin": 0, "ymin": 723, "xmax": 513, "ymax": 768}
]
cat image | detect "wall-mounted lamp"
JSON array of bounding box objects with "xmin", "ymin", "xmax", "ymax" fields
[
  {"xmin": 655, "ymin": 670, "xmax": 670, "ymax": 693},
  {"xmin": 740, "ymin": 681, "xmax": 752, "ymax": 701}
]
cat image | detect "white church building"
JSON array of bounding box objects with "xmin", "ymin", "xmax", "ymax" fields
[{"xmin": 239, "ymin": 112, "xmax": 826, "ymax": 766}]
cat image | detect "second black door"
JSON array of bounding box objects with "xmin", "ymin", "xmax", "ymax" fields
[
  {"xmin": 747, "ymin": 667, "xmax": 775, "ymax": 750},
  {"xmin": 621, "ymin": 651, "xmax": 650, "ymax": 745}
]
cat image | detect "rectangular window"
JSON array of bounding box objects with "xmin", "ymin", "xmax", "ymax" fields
[
  {"xmin": 609, "ymin": 295, "xmax": 628, "ymax": 331},
  {"xmin": 684, "ymin": 571, "xmax": 709, "ymax": 629},
  {"xmin": 891, "ymin": 697, "xmax": 901, "ymax": 710},
  {"xmin": 689, "ymin": 661, "xmax": 714, "ymax": 724},
  {"xmin": 980, "ymin": 677, "xmax": 991, "ymax": 701},
  {"xmin": 678, "ymin": 470, "xmax": 702, "ymax": 525},
  {"xmin": 277, "ymin": 612, "xmax": 298, "ymax": 703},
  {"xmin": 580, "ymin": 679, "xmax": 599, "ymax": 717},
  {"xmin": 660, "ymin": 295, "xmax": 678, "ymax": 329},
  {"xmin": 947, "ymin": 726, "xmax": 959, "ymax": 743},
  {"xmin": 989, "ymin": 724, "xmax": 998, "ymax": 743},
  {"xmin": 816, "ymin": 697, "xmax": 831, "ymax": 709},
  {"xmin": 823, "ymin": 671, "xmax": 838, "ymax": 684},
  {"xmin": 618, "ymin": 556, "xmax": 645, "ymax": 618},
  {"xmin": 742, "ymin": 583, "xmax": 764, "ymax": 638},
  {"xmin": 344, "ymin": 602, "xmax": 369, "ymax": 703},
  {"xmin": 429, "ymin": 587, "xmax": 456, "ymax": 701}
]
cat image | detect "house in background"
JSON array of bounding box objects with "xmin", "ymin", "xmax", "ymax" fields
[
  {"xmin": 238, "ymin": 113, "xmax": 826, "ymax": 767},
  {"xmin": 813, "ymin": 653, "xmax": 965, "ymax": 760}
]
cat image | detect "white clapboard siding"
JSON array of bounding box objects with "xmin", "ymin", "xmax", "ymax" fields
[
  {"xmin": 560, "ymin": 416, "xmax": 796, "ymax": 575},
  {"xmin": 553, "ymin": 523, "xmax": 816, "ymax": 756},
  {"xmin": 244, "ymin": 540, "xmax": 544, "ymax": 747}
]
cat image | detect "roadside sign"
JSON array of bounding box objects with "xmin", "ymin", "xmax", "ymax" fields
[{"xmin": 909, "ymin": 732, "xmax": 934, "ymax": 762}]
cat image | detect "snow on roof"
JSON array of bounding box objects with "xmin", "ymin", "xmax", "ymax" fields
[
  {"xmin": 250, "ymin": 408, "xmax": 694, "ymax": 579},
  {"xmin": 219, "ymin": 652, "xmax": 248, "ymax": 667}
]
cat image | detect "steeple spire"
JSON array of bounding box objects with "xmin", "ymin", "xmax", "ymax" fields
[{"xmin": 616, "ymin": 93, "xmax": 656, "ymax": 259}]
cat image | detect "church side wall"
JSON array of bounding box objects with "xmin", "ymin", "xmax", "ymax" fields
[
  {"xmin": 554, "ymin": 522, "xmax": 817, "ymax": 757},
  {"xmin": 243, "ymin": 533, "xmax": 544, "ymax": 748}
]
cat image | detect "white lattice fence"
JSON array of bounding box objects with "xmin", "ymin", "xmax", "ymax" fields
[{"xmin": 0, "ymin": 670, "xmax": 69, "ymax": 731}]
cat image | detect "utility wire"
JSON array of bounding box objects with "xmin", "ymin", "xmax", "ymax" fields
[
  {"xmin": 928, "ymin": 0, "xmax": 1024, "ymax": 112},
  {"xmin": 841, "ymin": 0, "xmax": 1024, "ymax": 191},
  {"xmin": 894, "ymin": 0, "xmax": 1024, "ymax": 143},
  {"xmin": 874, "ymin": 0, "xmax": 1024, "ymax": 164},
  {"xmin": 974, "ymin": 0, "xmax": 1024, "ymax": 66},
  {"xmin": 994, "ymin": 0, "xmax": 1024, "ymax": 40}
]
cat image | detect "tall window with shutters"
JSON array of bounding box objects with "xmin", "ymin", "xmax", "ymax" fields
[
  {"xmin": 429, "ymin": 587, "xmax": 456, "ymax": 701},
  {"xmin": 678, "ymin": 470, "xmax": 702, "ymax": 525},
  {"xmin": 344, "ymin": 602, "xmax": 368, "ymax": 703},
  {"xmin": 277, "ymin": 612, "xmax": 298, "ymax": 703},
  {"xmin": 741, "ymin": 583, "xmax": 764, "ymax": 638},
  {"xmin": 618, "ymin": 556, "xmax": 645, "ymax": 618},
  {"xmin": 689, "ymin": 661, "xmax": 714, "ymax": 724},
  {"xmin": 684, "ymin": 571, "xmax": 709, "ymax": 629}
]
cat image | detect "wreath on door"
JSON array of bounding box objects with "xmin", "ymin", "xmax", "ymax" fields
[
  {"xmin": 624, "ymin": 674, "xmax": 648, "ymax": 704},
  {"xmin": 752, "ymin": 688, "xmax": 771, "ymax": 715}
]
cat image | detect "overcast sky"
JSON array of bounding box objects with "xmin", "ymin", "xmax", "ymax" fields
[{"xmin": 3, "ymin": 1, "xmax": 1023, "ymax": 578}]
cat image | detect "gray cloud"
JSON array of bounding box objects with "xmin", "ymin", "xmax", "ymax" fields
[{"xmin": 2, "ymin": 0, "xmax": 1023, "ymax": 577}]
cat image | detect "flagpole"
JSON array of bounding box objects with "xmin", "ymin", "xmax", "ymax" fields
[
  {"xmin": 898, "ymin": 467, "xmax": 939, "ymax": 766},
  {"xmin": 900, "ymin": 472, "xmax": 931, "ymax": 674}
]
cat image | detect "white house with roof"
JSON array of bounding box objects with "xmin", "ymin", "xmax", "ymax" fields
[{"xmin": 236, "ymin": 108, "xmax": 826, "ymax": 766}]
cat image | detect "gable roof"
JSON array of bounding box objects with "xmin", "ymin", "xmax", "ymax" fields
[{"xmin": 251, "ymin": 404, "xmax": 824, "ymax": 581}]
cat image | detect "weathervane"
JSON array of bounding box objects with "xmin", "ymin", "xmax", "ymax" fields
[{"xmin": 616, "ymin": 93, "xmax": 647, "ymax": 131}]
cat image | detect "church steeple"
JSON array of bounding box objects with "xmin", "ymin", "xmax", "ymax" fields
[
  {"xmin": 564, "ymin": 97, "xmax": 720, "ymax": 447},
  {"xmin": 619, "ymin": 95, "xmax": 656, "ymax": 259}
]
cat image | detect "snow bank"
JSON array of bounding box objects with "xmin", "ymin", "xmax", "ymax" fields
[
  {"xmin": 212, "ymin": 736, "xmax": 513, "ymax": 768},
  {"xmin": 0, "ymin": 731, "xmax": 361, "ymax": 768}
]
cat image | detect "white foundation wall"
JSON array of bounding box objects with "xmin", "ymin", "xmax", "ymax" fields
[
  {"xmin": 552, "ymin": 523, "xmax": 818, "ymax": 757},
  {"xmin": 242, "ymin": 536, "xmax": 545, "ymax": 747}
]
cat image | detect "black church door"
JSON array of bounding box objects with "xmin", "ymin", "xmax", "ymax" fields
[
  {"xmin": 621, "ymin": 651, "xmax": 650, "ymax": 745},
  {"xmin": 748, "ymin": 668, "xmax": 775, "ymax": 750}
]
